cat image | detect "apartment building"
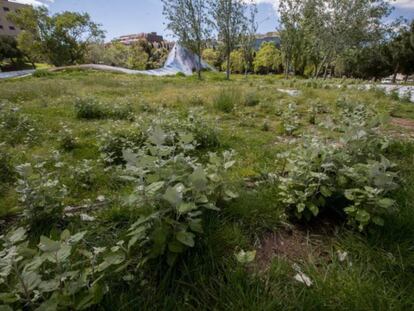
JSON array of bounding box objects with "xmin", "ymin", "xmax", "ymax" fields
[
  {"xmin": 115, "ymin": 32, "xmax": 164, "ymax": 45},
  {"xmin": 0, "ymin": 0, "xmax": 27, "ymax": 37}
]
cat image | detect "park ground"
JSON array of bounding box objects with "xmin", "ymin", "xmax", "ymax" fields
[{"xmin": 0, "ymin": 71, "xmax": 414, "ymax": 310}]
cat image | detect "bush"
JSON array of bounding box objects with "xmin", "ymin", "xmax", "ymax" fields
[
  {"xmin": 33, "ymin": 69, "xmax": 53, "ymax": 78},
  {"xmin": 190, "ymin": 120, "xmax": 221, "ymax": 150},
  {"xmin": 0, "ymin": 148, "xmax": 15, "ymax": 194},
  {"xmin": 244, "ymin": 92, "xmax": 260, "ymax": 107},
  {"xmin": 75, "ymin": 97, "xmax": 106, "ymax": 119},
  {"xmin": 0, "ymin": 107, "xmax": 38, "ymax": 146},
  {"xmin": 121, "ymin": 126, "xmax": 237, "ymax": 265},
  {"xmin": 58, "ymin": 125, "xmax": 78, "ymax": 151},
  {"xmin": 276, "ymin": 100, "xmax": 398, "ymax": 231},
  {"xmin": 15, "ymin": 163, "xmax": 67, "ymax": 230},
  {"xmin": 75, "ymin": 98, "xmax": 134, "ymax": 121},
  {"xmin": 100, "ymin": 126, "xmax": 146, "ymax": 165},
  {"xmin": 213, "ymin": 89, "xmax": 239, "ymax": 113}
]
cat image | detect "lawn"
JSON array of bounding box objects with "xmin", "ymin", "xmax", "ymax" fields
[{"xmin": 0, "ymin": 70, "xmax": 413, "ymax": 310}]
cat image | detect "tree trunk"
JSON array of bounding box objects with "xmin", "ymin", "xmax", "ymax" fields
[
  {"xmin": 392, "ymin": 63, "xmax": 399, "ymax": 84},
  {"xmin": 226, "ymin": 51, "xmax": 231, "ymax": 80},
  {"xmin": 323, "ymin": 64, "xmax": 329, "ymax": 80},
  {"xmin": 404, "ymin": 74, "xmax": 409, "ymax": 83},
  {"xmin": 197, "ymin": 45, "xmax": 202, "ymax": 80}
]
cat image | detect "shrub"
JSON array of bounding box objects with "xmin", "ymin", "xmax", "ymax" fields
[
  {"xmin": 0, "ymin": 148, "xmax": 15, "ymax": 194},
  {"xmin": 187, "ymin": 95, "xmax": 205, "ymax": 106},
  {"xmin": 213, "ymin": 89, "xmax": 239, "ymax": 113},
  {"xmin": 121, "ymin": 126, "xmax": 237, "ymax": 265},
  {"xmin": 279, "ymin": 103, "xmax": 301, "ymax": 135},
  {"xmin": 15, "ymin": 163, "xmax": 67, "ymax": 230},
  {"xmin": 33, "ymin": 69, "xmax": 53, "ymax": 78},
  {"xmin": 69, "ymin": 160, "xmax": 97, "ymax": 191},
  {"xmin": 75, "ymin": 98, "xmax": 135, "ymax": 121},
  {"xmin": 244, "ymin": 92, "xmax": 260, "ymax": 107},
  {"xmin": 187, "ymin": 119, "xmax": 221, "ymax": 150},
  {"xmin": 58, "ymin": 125, "xmax": 78, "ymax": 151},
  {"xmin": 100, "ymin": 126, "xmax": 146, "ymax": 165},
  {"xmin": 75, "ymin": 97, "xmax": 106, "ymax": 119},
  {"xmin": 0, "ymin": 227, "xmax": 128, "ymax": 310},
  {"xmin": 0, "ymin": 107, "xmax": 38, "ymax": 146},
  {"xmin": 276, "ymin": 100, "xmax": 399, "ymax": 231}
]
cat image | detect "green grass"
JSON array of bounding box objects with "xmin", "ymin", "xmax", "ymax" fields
[{"xmin": 0, "ymin": 71, "xmax": 413, "ymax": 310}]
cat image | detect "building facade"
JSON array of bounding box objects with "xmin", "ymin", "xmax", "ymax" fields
[
  {"xmin": 115, "ymin": 32, "xmax": 164, "ymax": 45},
  {"xmin": 254, "ymin": 32, "xmax": 281, "ymax": 50},
  {"xmin": 0, "ymin": 0, "xmax": 27, "ymax": 37}
]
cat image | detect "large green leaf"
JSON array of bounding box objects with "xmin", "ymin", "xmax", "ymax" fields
[{"xmin": 176, "ymin": 231, "xmax": 195, "ymax": 248}]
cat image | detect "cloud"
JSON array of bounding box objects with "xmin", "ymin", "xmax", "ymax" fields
[
  {"xmin": 391, "ymin": 0, "xmax": 414, "ymax": 9},
  {"xmin": 251, "ymin": 0, "xmax": 279, "ymax": 11},
  {"xmin": 8, "ymin": 0, "xmax": 54, "ymax": 6}
]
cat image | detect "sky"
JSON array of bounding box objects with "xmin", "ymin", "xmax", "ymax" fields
[{"xmin": 9, "ymin": 0, "xmax": 414, "ymax": 41}]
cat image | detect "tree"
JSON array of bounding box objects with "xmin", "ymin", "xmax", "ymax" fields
[
  {"xmin": 223, "ymin": 49, "xmax": 244, "ymax": 73},
  {"xmin": 127, "ymin": 42, "xmax": 149, "ymax": 70},
  {"xmin": 278, "ymin": 0, "xmax": 392, "ymax": 78},
  {"xmin": 162, "ymin": 0, "xmax": 210, "ymax": 79},
  {"xmin": 209, "ymin": 0, "xmax": 254, "ymax": 80},
  {"xmin": 202, "ymin": 48, "xmax": 221, "ymax": 69},
  {"xmin": 240, "ymin": 3, "xmax": 258, "ymax": 76},
  {"xmin": 102, "ymin": 42, "xmax": 130, "ymax": 67},
  {"xmin": 253, "ymin": 42, "xmax": 282, "ymax": 74},
  {"xmin": 0, "ymin": 36, "xmax": 23, "ymax": 65},
  {"xmin": 8, "ymin": 6, "xmax": 104, "ymax": 66}
]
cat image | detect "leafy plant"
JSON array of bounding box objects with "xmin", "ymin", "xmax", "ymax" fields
[
  {"xmin": 0, "ymin": 147, "xmax": 15, "ymax": 194},
  {"xmin": 278, "ymin": 103, "xmax": 301, "ymax": 135},
  {"xmin": 75, "ymin": 98, "xmax": 134, "ymax": 121},
  {"xmin": 99, "ymin": 126, "xmax": 146, "ymax": 166},
  {"xmin": 15, "ymin": 163, "xmax": 67, "ymax": 229},
  {"xmin": 75, "ymin": 97, "xmax": 106, "ymax": 120},
  {"xmin": 0, "ymin": 107, "xmax": 38, "ymax": 146},
  {"xmin": 213, "ymin": 89, "xmax": 239, "ymax": 113},
  {"xmin": 244, "ymin": 92, "xmax": 260, "ymax": 107},
  {"xmin": 277, "ymin": 133, "xmax": 399, "ymax": 230},
  {"xmin": 0, "ymin": 227, "xmax": 126, "ymax": 310},
  {"xmin": 58, "ymin": 124, "xmax": 78, "ymax": 151},
  {"xmin": 121, "ymin": 126, "xmax": 237, "ymax": 265}
]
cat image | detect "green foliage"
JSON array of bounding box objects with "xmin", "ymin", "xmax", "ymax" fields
[
  {"xmin": 8, "ymin": 6, "xmax": 104, "ymax": 66},
  {"xmin": 0, "ymin": 227, "xmax": 126, "ymax": 310},
  {"xmin": 213, "ymin": 89, "xmax": 239, "ymax": 113},
  {"xmin": 224, "ymin": 50, "xmax": 245, "ymax": 74},
  {"xmin": 202, "ymin": 48, "xmax": 222, "ymax": 69},
  {"xmin": 15, "ymin": 163, "xmax": 67, "ymax": 230},
  {"xmin": 74, "ymin": 98, "xmax": 134, "ymax": 120},
  {"xmin": 254, "ymin": 42, "xmax": 282, "ymax": 74},
  {"xmin": 58, "ymin": 125, "xmax": 78, "ymax": 151},
  {"xmin": 0, "ymin": 147, "xmax": 15, "ymax": 194},
  {"xmin": 121, "ymin": 125, "xmax": 237, "ymax": 265},
  {"xmin": 277, "ymin": 100, "xmax": 399, "ymax": 230},
  {"xmin": 0, "ymin": 107, "xmax": 38, "ymax": 146},
  {"xmin": 32, "ymin": 69, "xmax": 53, "ymax": 78},
  {"xmin": 244, "ymin": 91, "xmax": 260, "ymax": 107},
  {"xmin": 279, "ymin": 103, "xmax": 300, "ymax": 135},
  {"xmin": 99, "ymin": 126, "xmax": 146, "ymax": 165},
  {"xmin": 0, "ymin": 35, "xmax": 23, "ymax": 64}
]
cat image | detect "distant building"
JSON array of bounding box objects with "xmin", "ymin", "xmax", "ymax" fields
[
  {"xmin": 115, "ymin": 32, "xmax": 164, "ymax": 45},
  {"xmin": 0, "ymin": 0, "xmax": 28, "ymax": 37},
  {"xmin": 254, "ymin": 32, "xmax": 281, "ymax": 50}
]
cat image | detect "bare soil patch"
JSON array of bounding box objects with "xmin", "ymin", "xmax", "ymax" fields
[
  {"xmin": 391, "ymin": 117, "xmax": 414, "ymax": 131},
  {"xmin": 256, "ymin": 225, "xmax": 334, "ymax": 271}
]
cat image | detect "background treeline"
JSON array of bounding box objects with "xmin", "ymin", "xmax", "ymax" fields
[
  {"xmin": 1, "ymin": 0, "xmax": 414, "ymax": 81},
  {"xmin": 278, "ymin": 0, "xmax": 414, "ymax": 81}
]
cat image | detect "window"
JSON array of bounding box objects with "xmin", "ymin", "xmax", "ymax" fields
[
  {"xmin": 3, "ymin": 7, "xmax": 10, "ymax": 12},
  {"xmin": 9, "ymin": 26, "xmax": 15, "ymax": 30}
]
